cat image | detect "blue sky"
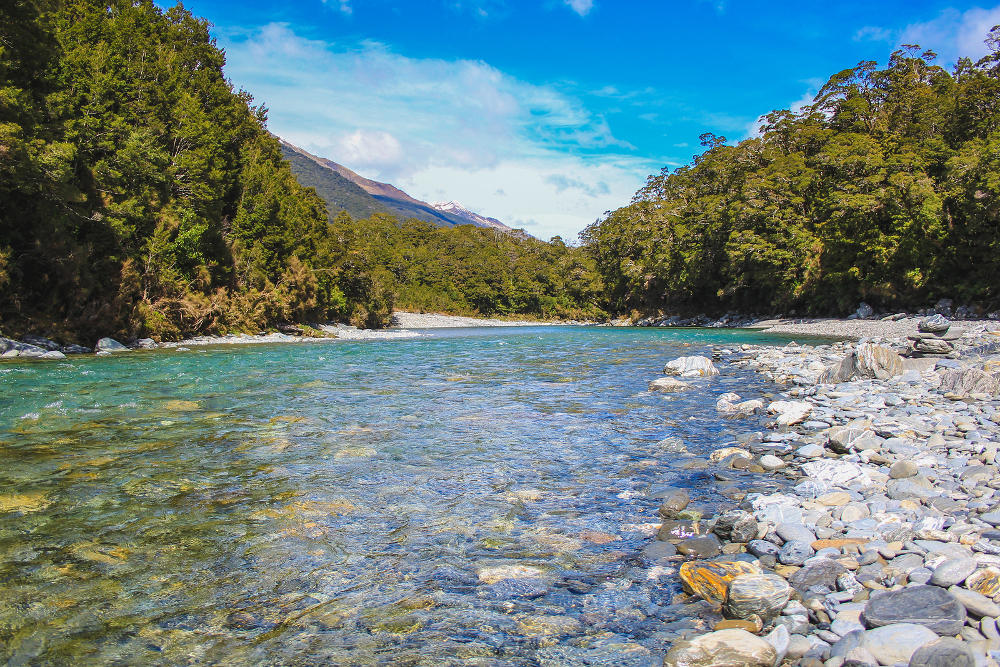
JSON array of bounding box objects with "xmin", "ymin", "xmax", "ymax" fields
[{"xmin": 181, "ymin": 0, "xmax": 1000, "ymax": 240}]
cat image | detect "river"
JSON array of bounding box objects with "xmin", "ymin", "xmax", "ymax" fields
[{"xmin": 0, "ymin": 325, "xmax": 798, "ymax": 665}]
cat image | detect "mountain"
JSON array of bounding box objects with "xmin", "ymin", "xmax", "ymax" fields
[
  {"xmin": 279, "ymin": 140, "xmax": 517, "ymax": 233},
  {"xmin": 431, "ymin": 201, "xmax": 512, "ymax": 232}
]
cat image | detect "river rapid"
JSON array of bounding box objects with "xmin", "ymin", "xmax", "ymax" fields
[{"xmin": 0, "ymin": 326, "xmax": 799, "ymax": 665}]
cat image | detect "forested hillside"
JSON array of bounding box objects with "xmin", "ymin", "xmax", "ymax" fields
[
  {"xmin": 328, "ymin": 214, "xmax": 605, "ymax": 320},
  {"xmin": 0, "ymin": 0, "xmax": 603, "ymax": 342},
  {"xmin": 583, "ymin": 35, "xmax": 1000, "ymax": 317}
]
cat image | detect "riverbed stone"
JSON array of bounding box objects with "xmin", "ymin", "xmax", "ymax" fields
[
  {"xmin": 658, "ymin": 489, "xmax": 691, "ymax": 517},
  {"xmin": 929, "ymin": 557, "xmax": 977, "ymax": 587},
  {"xmin": 964, "ymin": 566, "xmax": 1000, "ymax": 597},
  {"xmin": 641, "ymin": 540, "xmax": 677, "ymax": 561},
  {"xmin": 939, "ymin": 368, "xmax": 1000, "ymax": 397},
  {"xmin": 768, "ymin": 400, "xmax": 812, "ymax": 426},
  {"xmin": 947, "ymin": 584, "xmax": 1000, "ymax": 617},
  {"xmin": 95, "ymin": 337, "xmax": 128, "ymax": 352},
  {"xmin": 860, "ymin": 623, "xmax": 938, "ymax": 665},
  {"xmin": 789, "ymin": 559, "xmax": 848, "ymax": 594},
  {"xmin": 679, "ymin": 560, "xmax": 761, "ymax": 605},
  {"xmin": 862, "ymin": 585, "xmax": 966, "ymax": 634},
  {"xmin": 662, "ymin": 628, "xmax": 777, "ymax": 667},
  {"xmin": 724, "ymin": 574, "xmax": 791, "ymax": 622},
  {"xmin": 855, "ymin": 343, "xmax": 904, "ymax": 380},
  {"xmin": 907, "ymin": 637, "xmax": 977, "ymax": 667},
  {"xmin": 777, "ymin": 522, "xmax": 817, "ymax": 544},
  {"xmin": 664, "ymin": 355, "xmax": 719, "ymax": 378},
  {"xmin": 649, "ymin": 377, "xmax": 690, "ymax": 392},
  {"xmin": 919, "ymin": 315, "xmax": 951, "ymax": 333},
  {"xmin": 779, "ymin": 540, "xmax": 814, "ymax": 566},
  {"xmin": 890, "ymin": 460, "xmax": 920, "ymax": 479},
  {"xmin": 676, "ymin": 534, "xmax": 722, "ymax": 558},
  {"xmin": 712, "ymin": 510, "xmax": 758, "ymax": 543}
]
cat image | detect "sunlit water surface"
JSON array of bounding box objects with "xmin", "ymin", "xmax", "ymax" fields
[{"xmin": 0, "ymin": 326, "xmax": 800, "ymax": 665}]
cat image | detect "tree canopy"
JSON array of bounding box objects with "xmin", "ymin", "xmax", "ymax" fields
[{"xmin": 583, "ymin": 35, "xmax": 1000, "ymax": 317}]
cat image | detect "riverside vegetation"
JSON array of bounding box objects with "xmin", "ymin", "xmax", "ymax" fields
[
  {"xmin": 583, "ymin": 31, "xmax": 1000, "ymax": 318},
  {"xmin": 0, "ymin": 0, "xmax": 605, "ymax": 345}
]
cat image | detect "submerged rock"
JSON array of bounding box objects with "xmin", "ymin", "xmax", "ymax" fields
[{"xmin": 649, "ymin": 377, "xmax": 690, "ymax": 392}]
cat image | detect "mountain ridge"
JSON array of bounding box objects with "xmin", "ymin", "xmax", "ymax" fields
[{"xmin": 279, "ymin": 139, "xmax": 517, "ymax": 233}]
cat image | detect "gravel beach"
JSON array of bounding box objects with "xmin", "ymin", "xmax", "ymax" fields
[{"xmin": 649, "ymin": 317, "xmax": 1000, "ymax": 666}]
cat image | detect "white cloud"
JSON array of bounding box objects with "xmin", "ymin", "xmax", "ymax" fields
[
  {"xmin": 855, "ymin": 6, "xmax": 1000, "ymax": 64},
  {"xmin": 564, "ymin": 0, "xmax": 594, "ymax": 17},
  {"xmin": 900, "ymin": 6, "xmax": 1000, "ymax": 63},
  {"xmin": 220, "ymin": 23, "xmax": 653, "ymax": 239},
  {"xmin": 323, "ymin": 0, "xmax": 352, "ymax": 15}
]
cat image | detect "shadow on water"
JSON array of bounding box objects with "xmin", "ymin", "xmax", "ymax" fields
[{"xmin": 0, "ymin": 326, "xmax": 801, "ymax": 664}]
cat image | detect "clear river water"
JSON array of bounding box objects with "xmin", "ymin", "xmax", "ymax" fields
[{"xmin": 0, "ymin": 325, "xmax": 800, "ymax": 665}]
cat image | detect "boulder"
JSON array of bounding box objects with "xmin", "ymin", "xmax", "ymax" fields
[
  {"xmin": 678, "ymin": 560, "xmax": 762, "ymax": 605},
  {"xmin": 855, "ymin": 343, "xmax": 904, "ymax": 380},
  {"xmin": 862, "ymin": 585, "xmax": 966, "ymax": 635},
  {"xmin": 662, "ymin": 629, "xmax": 777, "ymax": 667},
  {"xmin": 95, "ymin": 337, "xmax": 128, "ymax": 352},
  {"xmin": 61, "ymin": 344, "xmax": 93, "ymax": 354},
  {"xmin": 39, "ymin": 350, "xmax": 66, "ymax": 360},
  {"xmin": 886, "ymin": 475, "xmax": 939, "ymax": 500},
  {"xmin": 938, "ymin": 368, "xmax": 1000, "ymax": 397},
  {"xmin": 860, "ymin": 623, "xmax": 938, "ymax": 665},
  {"xmin": 664, "ymin": 355, "xmax": 719, "ymax": 378},
  {"xmin": 907, "ymin": 637, "xmax": 977, "ymax": 667},
  {"xmin": 0, "ymin": 337, "xmax": 46, "ymax": 355},
  {"xmin": 854, "ymin": 302, "xmax": 875, "ymax": 319},
  {"xmin": 724, "ymin": 574, "xmax": 791, "ymax": 622}
]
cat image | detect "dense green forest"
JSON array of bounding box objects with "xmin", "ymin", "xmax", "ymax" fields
[
  {"xmin": 0, "ymin": 0, "xmax": 603, "ymax": 343},
  {"xmin": 583, "ymin": 33, "xmax": 1000, "ymax": 317},
  {"xmin": 329, "ymin": 214, "xmax": 604, "ymax": 320}
]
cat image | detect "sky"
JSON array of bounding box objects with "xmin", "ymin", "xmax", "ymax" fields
[{"xmin": 179, "ymin": 0, "xmax": 1000, "ymax": 241}]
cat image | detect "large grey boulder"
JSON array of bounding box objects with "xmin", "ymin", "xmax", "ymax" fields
[
  {"xmin": 95, "ymin": 337, "xmax": 128, "ymax": 353},
  {"xmin": 818, "ymin": 343, "xmax": 904, "ymax": 383},
  {"xmin": 22, "ymin": 334, "xmax": 61, "ymax": 351},
  {"xmin": 862, "ymin": 585, "xmax": 966, "ymax": 635},
  {"xmin": 712, "ymin": 510, "xmax": 758, "ymax": 543}
]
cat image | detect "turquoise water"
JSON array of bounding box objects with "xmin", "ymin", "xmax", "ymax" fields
[{"xmin": 0, "ymin": 326, "xmax": 796, "ymax": 665}]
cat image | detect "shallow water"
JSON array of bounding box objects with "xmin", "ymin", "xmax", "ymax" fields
[{"xmin": 0, "ymin": 326, "xmax": 798, "ymax": 665}]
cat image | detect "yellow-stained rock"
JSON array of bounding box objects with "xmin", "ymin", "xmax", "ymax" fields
[
  {"xmin": 679, "ymin": 560, "xmax": 762, "ymax": 605},
  {"xmin": 580, "ymin": 530, "xmax": 620, "ymax": 545},
  {"xmin": 164, "ymin": 400, "xmax": 200, "ymax": 411},
  {"xmin": 709, "ymin": 447, "xmax": 748, "ymax": 463},
  {"xmin": 334, "ymin": 447, "xmax": 377, "ymax": 459},
  {"xmin": 967, "ymin": 566, "xmax": 1000, "ymax": 598}
]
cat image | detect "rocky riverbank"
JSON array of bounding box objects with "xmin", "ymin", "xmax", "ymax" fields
[{"xmin": 646, "ymin": 317, "xmax": 1000, "ymax": 666}]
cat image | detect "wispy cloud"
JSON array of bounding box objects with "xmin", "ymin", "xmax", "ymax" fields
[
  {"xmin": 322, "ymin": 0, "xmax": 352, "ymax": 15},
  {"xmin": 853, "ymin": 5, "xmax": 1000, "ymax": 64},
  {"xmin": 563, "ymin": 0, "xmax": 594, "ymax": 17},
  {"xmin": 220, "ymin": 23, "xmax": 654, "ymax": 239}
]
